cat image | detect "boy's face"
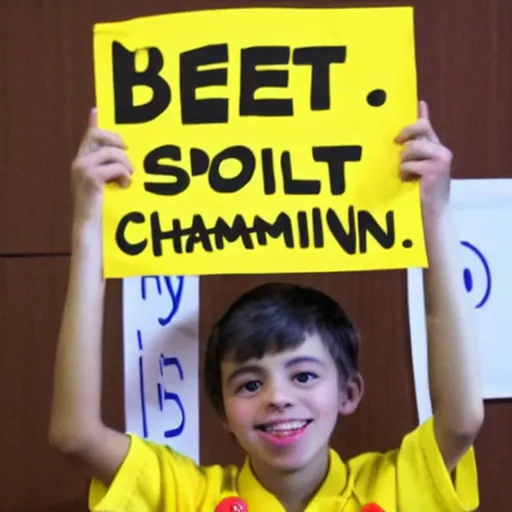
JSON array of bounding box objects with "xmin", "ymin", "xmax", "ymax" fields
[{"xmin": 220, "ymin": 333, "xmax": 361, "ymax": 474}]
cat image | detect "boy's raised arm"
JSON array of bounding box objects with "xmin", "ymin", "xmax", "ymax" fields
[
  {"xmin": 396, "ymin": 101, "xmax": 484, "ymax": 472},
  {"xmin": 49, "ymin": 108, "xmax": 133, "ymax": 485}
]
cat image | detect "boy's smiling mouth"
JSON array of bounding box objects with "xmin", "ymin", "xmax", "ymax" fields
[{"xmin": 255, "ymin": 420, "xmax": 313, "ymax": 439}]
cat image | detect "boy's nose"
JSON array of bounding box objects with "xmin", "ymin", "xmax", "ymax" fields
[{"xmin": 264, "ymin": 383, "xmax": 293, "ymax": 410}]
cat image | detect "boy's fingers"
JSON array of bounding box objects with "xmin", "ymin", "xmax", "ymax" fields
[
  {"xmin": 395, "ymin": 118, "xmax": 439, "ymax": 144},
  {"xmin": 88, "ymin": 146, "xmax": 134, "ymax": 174},
  {"xmin": 401, "ymin": 139, "xmax": 439, "ymax": 162},
  {"xmin": 76, "ymin": 109, "xmax": 99, "ymax": 156},
  {"xmin": 395, "ymin": 118, "xmax": 429, "ymax": 141},
  {"xmin": 87, "ymin": 128, "xmax": 126, "ymax": 150},
  {"xmin": 89, "ymin": 107, "xmax": 98, "ymax": 128},
  {"xmin": 400, "ymin": 160, "xmax": 428, "ymax": 179},
  {"xmin": 76, "ymin": 129, "xmax": 126, "ymax": 158},
  {"xmin": 76, "ymin": 104, "xmax": 125, "ymax": 158},
  {"xmin": 96, "ymin": 162, "xmax": 132, "ymax": 187},
  {"xmin": 418, "ymin": 100, "xmax": 429, "ymax": 120}
]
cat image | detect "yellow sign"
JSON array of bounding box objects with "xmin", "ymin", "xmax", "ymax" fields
[{"xmin": 93, "ymin": 7, "xmax": 427, "ymax": 278}]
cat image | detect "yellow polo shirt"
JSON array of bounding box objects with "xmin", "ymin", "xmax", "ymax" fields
[{"xmin": 89, "ymin": 417, "xmax": 479, "ymax": 511}]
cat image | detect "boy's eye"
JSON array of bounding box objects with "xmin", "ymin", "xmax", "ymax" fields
[
  {"xmin": 294, "ymin": 371, "xmax": 318, "ymax": 384},
  {"xmin": 239, "ymin": 380, "xmax": 261, "ymax": 393}
]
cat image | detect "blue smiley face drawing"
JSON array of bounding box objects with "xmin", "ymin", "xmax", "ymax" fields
[{"xmin": 460, "ymin": 240, "xmax": 492, "ymax": 309}]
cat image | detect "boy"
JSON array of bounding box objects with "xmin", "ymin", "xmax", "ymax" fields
[{"xmin": 50, "ymin": 101, "xmax": 483, "ymax": 511}]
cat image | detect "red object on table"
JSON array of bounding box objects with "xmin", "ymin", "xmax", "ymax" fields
[
  {"xmin": 362, "ymin": 503, "xmax": 385, "ymax": 512},
  {"xmin": 216, "ymin": 497, "xmax": 248, "ymax": 512}
]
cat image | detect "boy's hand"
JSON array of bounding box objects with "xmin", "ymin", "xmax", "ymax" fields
[
  {"xmin": 71, "ymin": 107, "xmax": 133, "ymax": 227},
  {"xmin": 394, "ymin": 100, "xmax": 452, "ymax": 220}
]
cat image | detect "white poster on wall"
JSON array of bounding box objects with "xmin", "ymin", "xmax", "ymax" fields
[
  {"xmin": 122, "ymin": 275, "xmax": 200, "ymax": 462},
  {"xmin": 407, "ymin": 179, "xmax": 512, "ymax": 423}
]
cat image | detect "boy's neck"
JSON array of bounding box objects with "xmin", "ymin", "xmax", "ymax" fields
[{"xmin": 249, "ymin": 447, "xmax": 330, "ymax": 512}]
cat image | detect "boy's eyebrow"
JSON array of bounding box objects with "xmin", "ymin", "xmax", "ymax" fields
[
  {"xmin": 284, "ymin": 356, "xmax": 327, "ymax": 368},
  {"xmin": 226, "ymin": 365, "xmax": 263, "ymax": 385},
  {"xmin": 226, "ymin": 356, "xmax": 327, "ymax": 384}
]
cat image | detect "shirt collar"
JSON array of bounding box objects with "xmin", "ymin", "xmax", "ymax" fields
[{"xmin": 237, "ymin": 449, "xmax": 349, "ymax": 512}]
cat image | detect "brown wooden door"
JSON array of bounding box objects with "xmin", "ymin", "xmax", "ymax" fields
[{"xmin": 1, "ymin": 1, "xmax": 510, "ymax": 510}]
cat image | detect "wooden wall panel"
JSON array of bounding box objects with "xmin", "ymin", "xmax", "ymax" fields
[
  {"xmin": 0, "ymin": 1, "xmax": 510, "ymax": 511},
  {"xmin": 0, "ymin": 256, "xmax": 123, "ymax": 511},
  {"xmin": 0, "ymin": 256, "xmax": 81, "ymax": 510}
]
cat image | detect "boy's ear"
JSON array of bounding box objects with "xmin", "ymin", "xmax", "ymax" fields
[{"xmin": 338, "ymin": 373, "xmax": 364, "ymax": 416}]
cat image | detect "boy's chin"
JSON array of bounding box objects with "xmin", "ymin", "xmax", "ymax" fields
[{"xmin": 251, "ymin": 449, "xmax": 327, "ymax": 475}]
